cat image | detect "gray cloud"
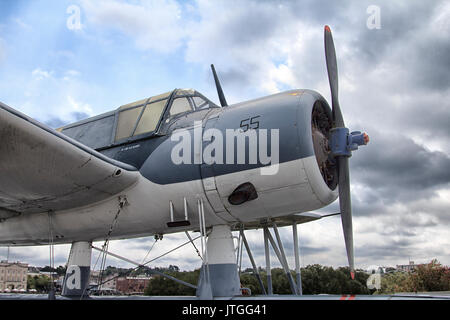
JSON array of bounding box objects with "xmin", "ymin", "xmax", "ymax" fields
[
  {"xmin": 3, "ymin": 246, "xmax": 68, "ymax": 267},
  {"xmin": 352, "ymin": 129, "xmax": 450, "ymax": 202},
  {"xmin": 244, "ymin": 231, "xmax": 331, "ymax": 260},
  {"xmin": 356, "ymin": 241, "xmax": 415, "ymax": 260},
  {"xmin": 413, "ymin": 37, "xmax": 450, "ymax": 90},
  {"xmin": 350, "ymin": 1, "xmax": 437, "ymax": 64}
]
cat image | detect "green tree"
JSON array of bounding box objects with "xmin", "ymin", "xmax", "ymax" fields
[
  {"xmin": 241, "ymin": 265, "xmax": 370, "ymax": 295},
  {"xmin": 27, "ymin": 275, "xmax": 36, "ymax": 291},
  {"xmin": 56, "ymin": 265, "xmax": 67, "ymax": 277},
  {"xmin": 40, "ymin": 266, "xmax": 55, "ymax": 273},
  {"xmin": 27, "ymin": 275, "xmax": 51, "ymax": 293},
  {"xmin": 404, "ymin": 259, "xmax": 450, "ymax": 292},
  {"xmin": 378, "ymin": 272, "xmax": 409, "ymax": 294},
  {"xmin": 141, "ymin": 264, "xmax": 374, "ymax": 296},
  {"xmin": 144, "ymin": 270, "xmax": 198, "ymax": 296},
  {"xmin": 378, "ymin": 259, "xmax": 450, "ymax": 294},
  {"xmin": 301, "ymin": 265, "xmax": 369, "ymax": 294},
  {"xmin": 240, "ymin": 272, "xmax": 264, "ymax": 295}
]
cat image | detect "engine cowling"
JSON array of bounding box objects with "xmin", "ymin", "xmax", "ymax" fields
[{"xmin": 206, "ymin": 89, "xmax": 338, "ymax": 222}]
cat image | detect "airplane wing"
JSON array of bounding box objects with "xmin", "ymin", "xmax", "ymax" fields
[{"xmin": 0, "ymin": 102, "xmax": 139, "ymax": 218}]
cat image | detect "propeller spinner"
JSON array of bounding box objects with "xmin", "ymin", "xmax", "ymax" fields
[{"xmin": 324, "ymin": 25, "xmax": 369, "ymax": 279}]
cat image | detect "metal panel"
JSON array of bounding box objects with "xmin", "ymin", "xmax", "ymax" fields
[
  {"xmin": 0, "ymin": 105, "xmax": 139, "ymax": 214},
  {"xmin": 199, "ymin": 115, "xmax": 234, "ymax": 219}
]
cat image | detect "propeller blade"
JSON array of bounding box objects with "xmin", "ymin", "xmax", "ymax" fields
[
  {"xmin": 337, "ymin": 156, "xmax": 355, "ymax": 279},
  {"xmin": 324, "ymin": 25, "xmax": 355, "ymax": 279},
  {"xmin": 324, "ymin": 25, "xmax": 344, "ymax": 128},
  {"xmin": 211, "ymin": 64, "xmax": 228, "ymax": 107}
]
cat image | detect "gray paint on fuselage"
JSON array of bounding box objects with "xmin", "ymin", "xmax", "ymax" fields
[
  {"xmin": 87, "ymin": 89, "xmax": 329, "ymax": 185},
  {"xmin": 138, "ymin": 90, "xmax": 323, "ymax": 184},
  {"xmin": 99, "ymin": 135, "xmax": 169, "ymax": 169},
  {"xmin": 96, "ymin": 107, "xmax": 220, "ymax": 170}
]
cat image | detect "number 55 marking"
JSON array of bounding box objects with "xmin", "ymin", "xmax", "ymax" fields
[{"xmin": 240, "ymin": 116, "xmax": 260, "ymax": 132}]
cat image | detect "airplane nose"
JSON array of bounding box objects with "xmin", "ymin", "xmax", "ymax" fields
[
  {"xmin": 296, "ymin": 90, "xmax": 338, "ymax": 191},
  {"xmin": 312, "ymin": 123, "xmax": 330, "ymax": 178},
  {"xmin": 297, "ymin": 90, "xmax": 339, "ymax": 205}
]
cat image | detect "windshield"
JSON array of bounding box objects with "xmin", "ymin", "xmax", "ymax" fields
[
  {"xmin": 167, "ymin": 89, "xmax": 217, "ymax": 118},
  {"xmin": 114, "ymin": 89, "xmax": 217, "ymax": 142},
  {"xmin": 115, "ymin": 91, "xmax": 171, "ymax": 142}
]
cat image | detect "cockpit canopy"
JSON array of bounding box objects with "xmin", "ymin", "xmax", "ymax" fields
[{"xmin": 59, "ymin": 89, "xmax": 218, "ymax": 150}]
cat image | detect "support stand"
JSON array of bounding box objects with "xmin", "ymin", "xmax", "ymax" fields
[
  {"xmin": 196, "ymin": 224, "xmax": 241, "ymax": 299},
  {"xmin": 61, "ymin": 241, "xmax": 92, "ymax": 299}
]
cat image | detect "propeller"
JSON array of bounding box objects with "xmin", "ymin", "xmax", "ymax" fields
[{"xmin": 324, "ymin": 25, "xmax": 369, "ymax": 280}]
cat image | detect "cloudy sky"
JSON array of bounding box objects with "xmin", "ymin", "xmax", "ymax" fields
[{"xmin": 0, "ymin": 0, "xmax": 449, "ymax": 273}]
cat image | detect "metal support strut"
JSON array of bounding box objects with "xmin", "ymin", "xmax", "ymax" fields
[
  {"xmin": 196, "ymin": 198, "xmax": 213, "ymax": 299},
  {"xmin": 293, "ymin": 222, "xmax": 303, "ymax": 295},
  {"xmin": 263, "ymin": 227, "xmax": 273, "ymax": 295},
  {"xmin": 263, "ymin": 224, "xmax": 297, "ymax": 295},
  {"xmin": 47, "ymin": 211, "xmax": 56, "ymax": 300},
  {"xmin": 240, "ymin": 228, "xmax": 266, "ymax": 295},
  {"xmin": 91, "ymin": 246, "xmax": 197, "ymax": 290}
]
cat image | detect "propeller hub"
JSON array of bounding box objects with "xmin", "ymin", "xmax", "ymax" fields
[{"xmin": 330, "ymin": 128, "xmax": 369, "ymax": 157}]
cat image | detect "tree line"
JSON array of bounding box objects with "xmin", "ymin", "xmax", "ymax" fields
[
  {"xmin": 143, "ymin": 260, "xmax": 450, "ymax": 296},
  {"xmin": 26, "ymin": 259, "xmax": 449, "ymax": 295},
  {"xmin": 377, "ymin": 259, "xmax": 450, "ymax": 294},
  {"xmin": 144, "ymin": 265, "xmax": 372, "ymax": 296}
]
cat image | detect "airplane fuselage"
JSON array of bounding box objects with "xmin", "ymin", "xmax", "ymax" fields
[{"xmin": 0, "ymin": 89, "xmax": 338, "ymax": 245}]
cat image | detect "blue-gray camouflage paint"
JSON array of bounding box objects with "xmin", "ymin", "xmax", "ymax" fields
[
  {"xmin": 139, "ymin": 90, "xmax": 327, "ymax": 184},
  {"xmin": 196, "ymin": 263, "xmax": 241, "ymax": 297},
  {"xmin": 5, "ymin": 88, "xmax": 329, "ymax": 185},
  {"xmin": 61, "ymin": 266, "xmax": 91, "ymax": 297}
]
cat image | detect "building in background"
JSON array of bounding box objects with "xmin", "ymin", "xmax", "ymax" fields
[
  {"xmin": 27, "ymin": 266, "xmax": 41, "ymax": 277},
  {"xmin": 116, "ymin": 276, "xmax": 152, "ymax": 295},
  {"xmin": 89, "ymin": 271, "xmax": 119, "ymax": 290},
  {"xmin": 0, "ymin": 261, "xmax": 28, "ymax": 292},
  {"xmin": 396, "ymin": 261, "xmax": 424, "ymax": 273}
]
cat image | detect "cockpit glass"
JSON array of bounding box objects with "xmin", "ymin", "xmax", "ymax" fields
[
  {"xmin": 115, "ymin": 106, "xmax": 144, "ymax": 141},
  {"xmin": 175, "ymin": 89, "xmax": 195, "ymax": 97},
  {"xmin": 134, "ymin": 99, "xmax": 167, "ymax": 136},
  {"xmin": 169, "ymin": 97, "xmax": 193, "ymax": 116},
  {"xmin": 113, "ymin": 89, "xmax": 217, "ymax": 143},
  {"xmin": 115, "ymin": 92, "xmax": 171, "ymax": 142},
  {"xmin": 192, "ymin": 96, "xmax": 209, "ymax": 110}
]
